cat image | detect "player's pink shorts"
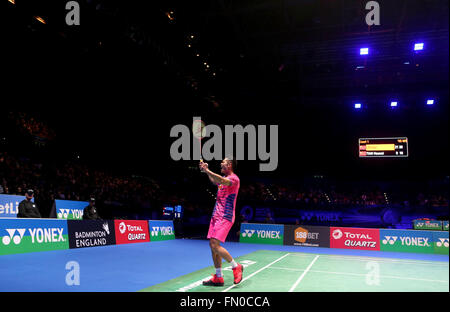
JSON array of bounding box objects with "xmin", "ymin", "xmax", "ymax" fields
[{"xmin": 207, "ymin": 217, "xmax": 233, "ymax": 243}]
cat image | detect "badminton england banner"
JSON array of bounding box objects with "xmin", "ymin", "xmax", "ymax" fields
[
  {"xmin": 0, "ymin": 218, "xmax": 69, "ymax": 255},
  {"xmin": 55, "ymin": 200, "xmax": 88, "ymax": 220},
  {"xmin": 148, "ymin": 220, "xmax": 175, "ymax": 241},
  {"xmin": 67, "ymin": 220, "xmax": 116, "ymax": 249},
  {"xmin": 0, "ymin": 194, "xmax": 34, "ymax": 218},
  {"xmin": 239, "ymin": 223, "xmax": 284, "ymax": 245}
]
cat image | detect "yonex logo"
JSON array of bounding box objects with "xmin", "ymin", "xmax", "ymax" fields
[
  {"xmin": 151, "ymin": 226, "xmax": 173, "ymax": 236},
  {"xmin": 57, "ymin": 209, "xmax": 70, "ymax": 219},
  {"xmin": 382, "ymin": 236, "xmax": 398, "ymax": 245},
  {"xmin": 332, "ymin": 229, "xmax": 343, "ymax": 240},
  {"xmin": 119, "ymin": 222, "xmax": 126, "ymax": 234},
  {"xmin": 241, "ymin": 229, "xmax": 255, "ymax": 238},
  {"xmin": 436, "ymin": 238, "xmax": 449, "ymax": 248},
  {"xmin": 151, "ymin": 227, "xmax": 159, "ymax": 236},
  {"xmin": 2, "ymin": 228, "xmax": 65, "ymax": 245},
  {"xmin": 2, "ymin": 228, "xmax": 26, "ymax": 245}
]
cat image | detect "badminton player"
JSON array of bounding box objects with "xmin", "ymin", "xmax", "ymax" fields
[{"xmin": 199, "ymin": 157, "xmax": 243, "ymax": 286}]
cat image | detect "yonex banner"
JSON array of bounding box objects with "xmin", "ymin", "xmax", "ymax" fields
[
  {"xmin": 55, "ymin": 200, "xmax": 88, "ymax": 220},
  {"xmin": 239, "ymin": 223, "xmax": 284, "ymax": 245},
  {"xmin": 433, "ymin": 231, "xmax": 449, "ymax": 255},
  {"xmin": 67, "ymin": 220, "xmax": 116, "ymax": 249},
  {"xmin": 284, "ymin": 225, "xmax": 330, "ymax": 247},
  {"xmin": 115, "ymin": 220, "xmax": 150, "ymax": 244},
  {"xmin": 0, "ymin": 194, "xmax": 34, "ymax": 218},
  {"xmin": 413, "ymin": 220, "xmax": 442, "ymax": 231},
  {"xmin": 0, "ymin": 218, "xmax": 69, "ymax": 255},
  {"xmin": 380, "ymin": 229, "xmax": 434, "ymax": 254},
  {"xmin": 330, "ymin": 227, "xmax": 380, "ymax": 251},
  {"xmin": 148, "ymin": 220, "xmax": 175, "ymax": 241}
]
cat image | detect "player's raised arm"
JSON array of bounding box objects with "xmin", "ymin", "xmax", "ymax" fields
[
  {"xmin": 199, "ymin": 161, "xmax": 232, "ymax": 186},
  {"xmin": 199, "ymin": 158, "xmax": 236, "ymax": 186}
]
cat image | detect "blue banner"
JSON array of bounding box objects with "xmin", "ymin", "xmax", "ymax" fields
[
  {"xmin": 379, "ymin": 229, "xmax": 434, "ymax": 253},
  {"xmin": 240, "ymin": 223, "xmax": 284, "ymax": 245},
  {"xmin": 148, "ymin": 220, "xmax": 175, "ymax": 241},
  {"xmin": 0, "ymin": 218, "xmax": 69, "ymax": 255},
  {"xmin": 0, "ymin": 194, "xmax": 34, "ymax": 218},
  {"xmin": 55, "ymin": 200, "xmax": 89, "ymax": 220}
]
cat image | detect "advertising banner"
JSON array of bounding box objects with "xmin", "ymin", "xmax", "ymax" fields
[
  {"xmin": 114, "ymin": 220, "xmax": 150, "ymax": 244},
  {"xmin": 239, "ymin": 223, "xmax": 284, "ymax": 245},
  {"xmin": 284, "ymin": 225, "xmax": 330, "ymax": 247},
  {"xmin": 442, "ymin": 221, "xmax": 449, "ymax": 231},
  {"xmin": 55, "ymin": 200, "xmax": 88, "ymax": 220},
  {"xmin": 0, "ymin": 194, "xmax": 34, "ymax": 218},
  {"xmin": 413, "ymin": 220, "xmax": 442, "ymax": 231},
  {"xmin": 0, "ymin": 218, "xmax": 69, "ymax": 255},
  {"xmin": 148, "ymin": 220, "xmax": 175, "ymax": 241},
  {"xmin": 433, "ymin": 231, "xmax": 449, "ymax": 255},
  {"xmin": 67, "ymin": 220, "xmax": 116, "ymax": 249},
  {"xmin": 330, "ymin": 227, "xmax": 380, "ymax": 251},
  {"xmin": 380, "ymin": 229, "xmax": 434, "ymax": 254}
]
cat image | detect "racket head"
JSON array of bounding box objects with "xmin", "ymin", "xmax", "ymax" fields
[{"xmin": 192, "ymin": 119, "xmax": 206, "ymax": 139}]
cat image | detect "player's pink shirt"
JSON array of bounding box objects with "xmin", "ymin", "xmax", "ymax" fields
[{"xmin": 212, "ymin": 173, "xmax": 240, "ymax": 223}]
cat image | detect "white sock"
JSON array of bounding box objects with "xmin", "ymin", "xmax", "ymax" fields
[
  {"xmin": 230, "ymin": 259, "xmax": 238, "ymax": 269},
  {"xmin": 216, "ymin": 268, "xmax": 223, "ymax": 277}
]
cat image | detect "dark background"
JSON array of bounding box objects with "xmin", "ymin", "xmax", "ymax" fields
[{"xmin": 1, "ymin": 0, "xmax": 448, "ymax": 182}]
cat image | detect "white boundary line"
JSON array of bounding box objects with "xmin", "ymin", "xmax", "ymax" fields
[
  {"xmin": 287, "ymin": 253, "xmax": 449, "ymax": 265},
  {"xmin": 288, "ymin": 255, "xmax": 320, "ymax": 292},
  {"xmin": 221, "ymin": 252, "xmax": 291, "ymax": 292},
  {"xmin": 269, "ymin": 266, "xmax": 449, "ymax": 283}
]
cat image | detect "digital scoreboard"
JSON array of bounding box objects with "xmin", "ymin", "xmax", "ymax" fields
[
  {"xmin": 163, "ymin": 205, "xmax": 183, "ymax": 219},
  {"xmin": 359, "ymin": 137, "xmax": 408, "ymax": 157}
]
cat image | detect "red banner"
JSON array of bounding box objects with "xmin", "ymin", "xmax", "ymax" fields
[
  {"xmin": 330, "ymin": 227, "xmax": 380, "ymax": 251},
  {"xmin": 114, "ymin": 220, "xmax": 150, "ymax": 245}
]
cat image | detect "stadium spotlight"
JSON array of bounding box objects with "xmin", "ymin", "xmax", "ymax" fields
[
  {"xmin": 414, "ymin": 42, "xmax": 424, "ymax": 51},
  {"xmin": 360, "ymin": 48, "xmax": 369, "ymax": 55},
  {"xmin": 390, "ymin": 101, "xmax": 398, "ymax": 108},
  {"xmin": 354, "ymin": 103, "xmax": 362, "ymax": 109},
  {"xmin": 426, "ymin": 99, "xmax": 434, "ymax": 105}
]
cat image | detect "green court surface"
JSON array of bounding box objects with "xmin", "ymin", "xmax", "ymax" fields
[{"xmin": 139, "ymin": 250, "xmax": 449, "ymax": 292}]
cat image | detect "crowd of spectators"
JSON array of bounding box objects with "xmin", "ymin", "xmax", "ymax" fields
[
  {"xmin": 8, "ymin": 112, "xmax": 56, "ymax": 141},
  {"xmin": 240, "ymin": 180, "xmax": 449, "ymax": 209},
  {"xmin": 0, "ymin": 152, "xmax": 164, "ymax": 218},
  {"xmin": 1, "ymin": 151, "xmax": 448, "ymax": 219}
]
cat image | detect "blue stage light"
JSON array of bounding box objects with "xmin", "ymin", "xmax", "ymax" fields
[
  {"xmin": 390, "ymin": 101, "xmax": 398, "ymax": 107},
  {"xmin": 426, "ymin": 99, "xmax": 434, "ymax": 105},
  {"xmin": 414, "ymin": 43, "xmax": 424, "ymax": 51},
  {"xmin": 360, "ymin": 48, "xmax": 369, "ymax": 55},
  {"xmin": 354, "ymin": 103, "xmax": 362, "ymax": 109}
]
